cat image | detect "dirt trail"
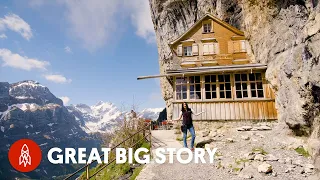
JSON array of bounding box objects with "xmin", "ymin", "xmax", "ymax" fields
[{"xmin": 137, "ymin": 123, "xmax": 319, "ymax": 180}]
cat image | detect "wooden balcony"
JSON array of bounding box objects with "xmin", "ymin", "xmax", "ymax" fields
[{"xmin": 180, "ymin": 54, "xmax": 250, "ymax": 68}]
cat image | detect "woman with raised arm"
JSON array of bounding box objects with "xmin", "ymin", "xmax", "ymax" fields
[{"xmin": 172, "ymin": 102, "xmax": 205, "ymax": 151}]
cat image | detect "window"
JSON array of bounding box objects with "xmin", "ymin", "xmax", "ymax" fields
[
  {"xmin": 235, "ymin": 74, "xmax": 249, "ymax": 98},
  {"xmin": 175, "ymin": 77, "xmax": 187, "ymax": 100},
  {"xmin": 203, "ymin": 43, "xmax": 218, "ymax": 55},
  {"xmin": 183, "ymin": 46, "xmax": 192, "ymax": 56},
  {"xmin": 189, "ymin": 76, "xmax": 201, "ymax": 99},
  {"xmin": 205, "ymin": 75, "xmax": 217, "ymax": 99},
  {"xmin": 217, "ymin": 74, "xmax": 232, "ymax": 98},
  {"xmin": 249, "ymin": 73, "xmax": 264, "ymax": 98},
  {"xmin": 175, "ymin": 73, "xmax": 264, "ymax": 100},
  {"xmin": 203, "ymin": 23, "xmax": 211, "ymax": 33},
  {"xmin": 235, "ymin": 73, "xmax": 264, "ymax": 98}
]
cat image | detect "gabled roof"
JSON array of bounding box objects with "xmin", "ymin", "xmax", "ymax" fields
[{"xmin": 169, "ymin": 13, "xmax": 244, "ymax": 46}]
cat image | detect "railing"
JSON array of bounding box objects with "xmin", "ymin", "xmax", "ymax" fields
[
  {"xmin": 63, "ymin": 122, "xmax": 152, "ymax": 180},
  {"xmin": 215, "ymin": 54, "xmax": 233, "ymax": 60},
  {"xmin": 180, "ymin": 54, "xmax": 234, "ymax": 66}
]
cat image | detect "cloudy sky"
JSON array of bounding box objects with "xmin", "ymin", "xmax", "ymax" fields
[{"xmin": 0, "ymin": 0, "xmax": 164, "ymax": 110}]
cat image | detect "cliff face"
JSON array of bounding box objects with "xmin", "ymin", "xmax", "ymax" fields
[{"xmin": 149, "ymin": 0, "xmax": 320, "ymax": 162}]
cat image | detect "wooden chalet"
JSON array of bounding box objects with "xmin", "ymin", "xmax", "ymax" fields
[{"xmin": 138, "ymin": 13, "xmax": 277, "ymax": 121}]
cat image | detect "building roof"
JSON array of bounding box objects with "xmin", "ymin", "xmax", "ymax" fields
[
  {"xmin": 166, "ymin": 63, "xmax": 267, "ymax": 74},
  {"xmin": 137, "ymin": 64, "xmax": 267, "ymax": 80},
  {"xmin": 169, "ymin": 13, "xmax": 244, "ymax": 46}
]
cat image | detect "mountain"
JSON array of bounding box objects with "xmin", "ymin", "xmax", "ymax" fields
[
  {"xmin": 0, "ymin": 81, "xmax": 101, "ymax": 179},
  {"xmin": 67, "ymin": 102, "xmax": 123, "ymax": 133},
  {"xmin": 138, "ymin": 108, "xmax": 164, "ymax": 120},
  {"xmin": 0, "ymin": 80, "xmax": 164, "ymax": 178},
  {"xmin": 67, "ymin": 103, "xmax": 163, "ymax": 133}
]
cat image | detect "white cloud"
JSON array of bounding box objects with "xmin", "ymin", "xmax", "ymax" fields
[
  {"xmin": 126, "ymin": 0, "xmax": 155, "ymax": 43},
  {"xmin": 24, "ymin": 1, "xmax": 155, "ymax": 51},
  {"xmin": 0, "ymin": 13, "xmax": 33, "ymax": 40},
  {"xmin": 44, "ymin": 74, "xmax": 72, "ymax": 84},
  {"xmin": 0, "ymin": 48, "xmax": 49, "ymax": 71},
  {"xmin": 64, "ymin": 46, "xmax": 72, "ymax": 53},
  {"xmin": 60, "ymin": 96, "xmax": 70, "ymax": 105},
  {"xmin": 60, "ymin": 0, "xmax": 120, "ymax": 52},
  {"xmin": 0, "ymin": 33, "xmax": 7, "ymax": 39}
]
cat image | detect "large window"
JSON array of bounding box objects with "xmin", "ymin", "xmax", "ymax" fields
[
  {"xmin": 235, "ymin": 74, "xmax": 249, "ymax": 98},
  {"xmin": 189, "ymin": 76, "xmax": 201, "ymax": 99},
  {"xmin": 204, "ymin": 74, "xmax": 231, "ymax": 99},
  {"xmin": 175, "ymin": 73, "xmax": 264, "ymax": 100},
  {"xmin": 176, "ymin": 77, "xmax": 187, "ymax": 100},
  {"xmin": 249, "ymin": 73, "xmax": 264, "ymax": 98},
  {"xmin": 235, "ymin": 73, "xmax": 264, "ymax": 98},
  {"xmin": 218, "ymin": 75, "xmax": 232, "ymax": 98},
  {"xmin": 183, "ymin": 46, "xmax": 192, "ymax": 56},
  {"xmin": 205, "ymin": 75, "xmax": 217, "ymax": 99}
]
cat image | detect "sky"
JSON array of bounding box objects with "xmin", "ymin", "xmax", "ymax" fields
[{"xmin": 0, "ymin": 0, "xmax": 165, "ymax": 111}]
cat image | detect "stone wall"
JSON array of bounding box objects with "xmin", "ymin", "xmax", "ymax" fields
[{"xmin": 149, "ymin": 0, "xmax": 320, "ymax": 161}]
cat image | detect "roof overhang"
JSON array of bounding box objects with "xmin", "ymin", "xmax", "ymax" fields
[
  {"xmin": 168, "ymin": 13, "xmax": 245, "ymax": 46},
  {"xmin": 137, "ymin": 64, "xmax": 267, "ymax": 80}
]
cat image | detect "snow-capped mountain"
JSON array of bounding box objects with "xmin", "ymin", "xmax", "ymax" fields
[
  {"xmin": 0, "ymin": 81, "xmax": 100, "ymax": 179},
  {"xmin": 9, "ymin": 80, "xmax": 63, "ymax": 106},
  {"xmin": 138, "ymin": 108, "xmax": 164, "ymax": 120},
  {"xmin": 67, "ymin": 102, "xmax": 163, "ymax": 133},
  {"xmin": 67, "ymin": 101, "xmax": 123, "ymax": 133},
  {"xmin": 0, "ymin": 80, "xmax": 164, "ymax": 179}
]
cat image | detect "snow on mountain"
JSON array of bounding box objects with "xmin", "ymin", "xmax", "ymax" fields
[
  {"xmin": 138, "ymin": 108, "xmax": 163, "ymax": 120},
  {"xmin": 0, "ymin": 81, "xmax": 100, "ymax": 179},
  {"xmin": 67, "ymin": 102, "xmax": 163, "ymax": 133},
  {"xmin": 67, "ymin": 101, "xmax": 124, "ymax": 133},
  {"xmin": 9, "ymin": 80, "xmax": 63, "ymax": 106}
]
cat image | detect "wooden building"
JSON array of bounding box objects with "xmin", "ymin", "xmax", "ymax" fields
[{"xmin": 138, "ymin": 13, "xmax": 277, "ymax": 121}]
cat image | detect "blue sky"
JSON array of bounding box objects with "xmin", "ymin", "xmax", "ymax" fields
[{"xmin": 0, "ymin": 0, "xmax": 165, "ymax": 110}]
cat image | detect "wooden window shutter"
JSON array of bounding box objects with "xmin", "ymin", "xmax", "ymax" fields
[
  {"xmin": 228, "ymin": 41, "xmax": 234, "ymax": 54},
  {"xmin": 177, "ymin": 44, "xmax": 182, "ymax": 56},
  {"xmin": 214, "ymin": 43, "xmax": 220, "ymax": 54},
  {"xmin": 203, "ymin": 44, "xmax": 209, "ymax": 55},
  {"xmin": 240, "ymin": 40, "xmax": 246, "ymax": 52},
  {"xmin": 211, "ymin": 20, "xmax": 214, "ymax": 32},
  {"xmin": 233, "ymin": 41, "xmax": 240, "ymax": 53},
  {"xmin": 192, "ymin": 43, "xmax": 198, "ymax": 55},
  {"xmin": 209, "ymin": 43, "xmax": 214, "ymax": 54}
]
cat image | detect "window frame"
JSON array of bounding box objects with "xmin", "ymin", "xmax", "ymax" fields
[
  {"xmin": 204, "ymin": 75, "xmax": 217, "ymax": 100},
  {"xmin": 203, "ymin": 23, "xmax": 212, "ymax": 33},
  {"xmin": 183, "ymin": 46, "xmax": 192, "ymax": 56},
  {"xmin": 217, "ymin": 74, "xmax": 232, "ymax": 99},
  {"xmin": 175, "ymin": 77, "xmax": 188, "ymax": 100},
  {"xmin": 234, "ymin": 73, "xmax": 250, "ymax": 99},
  {"xmin": 249, "ymin": 73, "xmax": 264, "ymax": 98},
  {"xmin": 189, "ymin": 76, "xmax": 202, "ymax": 100},
  {"xmin": 174, "ymin": 72, "xmax": 265, "ymax": 101}
]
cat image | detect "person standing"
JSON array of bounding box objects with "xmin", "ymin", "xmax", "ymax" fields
[{"xmin": 172, "ymin": 102, "xmax": 205, "ymax": 151}]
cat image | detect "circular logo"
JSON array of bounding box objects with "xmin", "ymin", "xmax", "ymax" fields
[{"xmin": 8, "ymin": 139, "xmax": 42, "ymax": 172}]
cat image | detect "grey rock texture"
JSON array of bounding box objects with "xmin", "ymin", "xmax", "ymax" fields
[{"xmin": 148, "ymin": 0, "xmax": 320, "ymax": 163}]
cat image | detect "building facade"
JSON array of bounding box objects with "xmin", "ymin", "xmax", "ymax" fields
[{"xmin": 139, "ymin": 14, "xmax": 277, "ymax": 121}]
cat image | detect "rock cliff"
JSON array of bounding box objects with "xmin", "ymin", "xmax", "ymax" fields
[{"xmin": 149, "ymin": 0, "xmax": 320, "ymax": 164}]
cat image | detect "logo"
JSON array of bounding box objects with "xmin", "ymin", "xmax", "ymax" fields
[
  {"xmin": 8, "ymin": 139, "xmax": 42, "ymax": 172},
  {"xmin": 19, "ymin": 144, "xmax": 31, "ymax": 167}
]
